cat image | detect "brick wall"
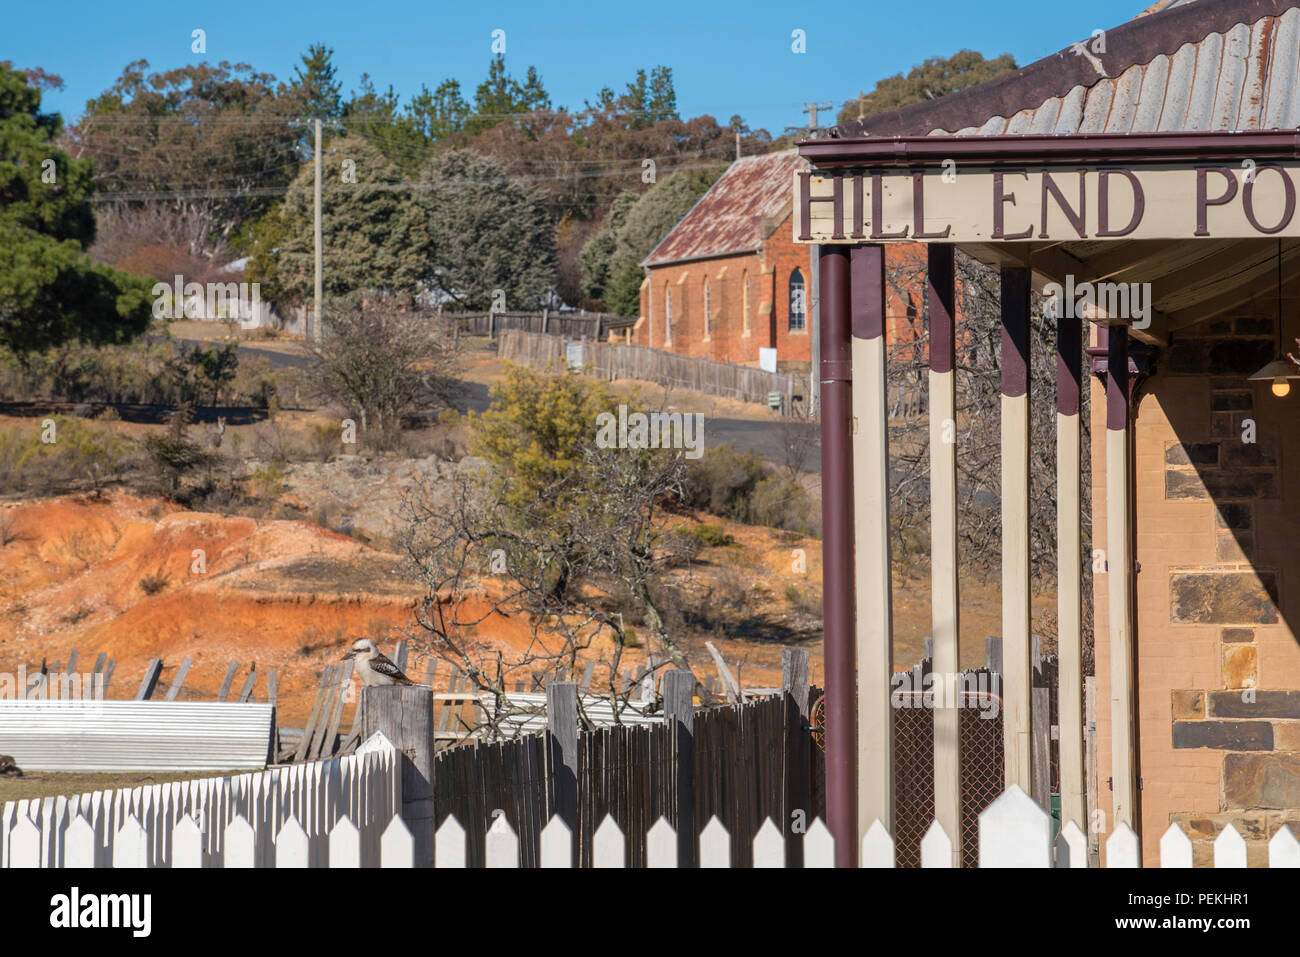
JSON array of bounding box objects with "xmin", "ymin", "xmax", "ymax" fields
[
  {"xmin": 636, "ymin": 216, "xmax": 924, "ymax": 364},
  {"xmin": 1093, "ymin": 315, "xmax": 1300, "ymax": 866}
]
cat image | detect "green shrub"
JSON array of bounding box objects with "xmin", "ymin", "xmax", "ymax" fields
[
  {"xmin": 308, "ymin": 421, "xmax": 340, "ymax": 462},
  {"xmin": 682, "ymin": 443, "xmax": 767, "ymax": 521},
  {"xmin": 682, "ymin": 444, "xmax": 820, "ymax": 537},
  {"xmin": 0, "ymin": 415, "xmax": 134, "ymax": 495},
  {"xmin": 785, "ymin": 582, "xmax": 821, "ymax": 617},
  {"xmin": 143, "ymin": 427, "xmax": 208, "ymax": 498},
  {"xmin": 749, "ymin": 476, "xmax": 818, "ymax": 537},
  {"xmin": 251, "ymin": 462, "xmax": 287, "ymax": 499},
  {"xmin": 683, "ymin": 523, "xmax": 735, "ymax": 548},
  {"xmin": 139, "ymin": 571, "xmax": 169, "ymax": 595}
]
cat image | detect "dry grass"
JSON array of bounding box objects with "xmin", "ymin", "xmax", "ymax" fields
[{"xmin": 0, "ymin": 768, "xmax": 243, "ymax": 803}]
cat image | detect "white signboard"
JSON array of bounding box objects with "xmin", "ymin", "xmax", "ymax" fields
[
  {"xmin": 793, "ymin": 163, "xmax": 1300, "ymax": 243},
  {"xmin": 758, "ymin": 347, "xmax": 778, "ymax": 373},
  {"xmin": 565, "ymin": 340, "xmax": 585, "ymax": 371}
]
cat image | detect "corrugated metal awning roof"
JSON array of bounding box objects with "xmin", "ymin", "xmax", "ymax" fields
[
  {"xmin": 824, "ymin": 0, "xmax": 1300, "ymax": 139},
  {"xmin": 943, "ymin": 7, "xmax": 1300, "ymax": 135}
]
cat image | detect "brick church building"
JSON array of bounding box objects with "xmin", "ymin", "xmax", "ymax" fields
[{"xmin": 635, "ymin": 149, "xmax": 925, "ymax": 366}]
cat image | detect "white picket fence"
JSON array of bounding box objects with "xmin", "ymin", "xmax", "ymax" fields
[
  {"xmin": 5, "ymin": 753, "xmax": 1299, "ymax": 866},
  {"xmin": 447, "ymin": 785, "xmax": 1300, "ymax": 868},
  {"xmin": 0, "ymin": 732, "xmax": 399, "ymax": 868}
]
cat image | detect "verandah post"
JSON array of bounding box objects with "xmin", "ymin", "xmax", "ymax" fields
[
  {"xmin": 1105, "ymin": 326, "xmax": 1138, "ymax": 831},
  {"xmin": 927, "ymin": 242, "xmax": 961, "ymax": 864},
  {"xmin": 1057, "ymin": 293, "xmax": 1087, "ymax": 833},
  {"xmin": 1000, "ymin": 265, "xmax": 1033, "ymax": 794},
  {"xmin": 817, "ymin": 244, "xmax": 857, "ymax": 866},
  {"xmin": 851, "ymin": 243, "xmax": 894, "ymax": 848}
]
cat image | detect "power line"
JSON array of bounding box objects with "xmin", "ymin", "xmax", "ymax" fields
[{"xmin": 87, "ymin": 159, "xmax": 733, "ymax": 205}]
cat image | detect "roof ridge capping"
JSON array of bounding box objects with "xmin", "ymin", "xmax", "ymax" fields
[{"xmin": 825, "ymin": 0, "xmax": 1300, "ymax": 139}]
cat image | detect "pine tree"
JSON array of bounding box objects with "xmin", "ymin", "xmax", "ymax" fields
[
  {"xmin": 266, "ymin": 134, "xmax": 429, "ymax": 305},
  {"xmin": 0, "ymin": 65, "xmax": 151, "ymax": 352},
  {"xmin": 289, "ymin": 44, "xmax": 342, "ymax": 118},
  {"xmin": 416, "ymin": 150, "xmax": 555, "ymax": 311}
]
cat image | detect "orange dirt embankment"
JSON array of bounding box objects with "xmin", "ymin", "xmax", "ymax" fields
[
  {"xmin": 0, "ymin": 493, "xmax": 816, "ymax": 729},
  {"xmin": 0, "ymin": 493, "xmax": 527, "ymax": 726}
]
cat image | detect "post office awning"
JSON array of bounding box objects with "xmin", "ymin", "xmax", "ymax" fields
[{"xmin": 793, "ymin": 130, "xmax": 1300, "ymax": 345}]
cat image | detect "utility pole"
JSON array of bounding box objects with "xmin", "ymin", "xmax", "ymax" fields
[
  {"xmin": 858, "ymin": 90, "xmax": 866, "ymax": 121},
  {"xmin": 735, "ymin": 129, "xmax": 741, "ymax": 162},
  {"xmin": 802, "ymin": 101, "xmax": 834, "ymax": 131},
  {"xmin": 313, "ymin": 117, "xmax": 323, "ymax": 343}
]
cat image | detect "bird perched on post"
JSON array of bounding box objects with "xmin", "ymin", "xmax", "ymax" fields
[{"xmin": 341, "ymin": 638, "xmax": 412, "ymax": 687}]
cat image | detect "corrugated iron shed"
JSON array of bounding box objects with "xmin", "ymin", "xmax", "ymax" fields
[
  {"xmin": 0, "ymin": 700, "xmax": 275, "ymax": 772},
  {"xmin": 642, "ymin": 149, "xmax": 808, "ymax": 267}
]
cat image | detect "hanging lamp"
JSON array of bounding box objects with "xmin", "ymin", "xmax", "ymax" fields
[{"xmin": 1248, "ymin": 239, "xmax": 1300, "ymax": 397}]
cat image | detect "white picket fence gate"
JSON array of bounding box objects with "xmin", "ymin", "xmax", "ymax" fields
[{"xmin": 4, "ymin": 739, "xmax": 1299, "ymax": 866}]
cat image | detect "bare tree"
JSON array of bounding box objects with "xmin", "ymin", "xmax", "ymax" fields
[
  {"xmin": 883, "ymin": 250, "xmax": 1095, "ymax": 660},
  {"xmin": 776, "ymin": 406, "xmax": 818, "ymax": 481},
  {"xmin": 302, "ymin": 295, "xmax": 461, "ymax": 447},
  {"xmin": 398, "ymin": 423, "xmax": 716, "ymax": 740}
]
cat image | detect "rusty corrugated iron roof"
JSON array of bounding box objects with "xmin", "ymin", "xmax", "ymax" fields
[
  {"xmin": 825, "ymin": 0, "xmax": 1300, "ymax": 139},
  {"xmin": 642, "ymin": 149, "xmax": 808, "ymax": 267}
]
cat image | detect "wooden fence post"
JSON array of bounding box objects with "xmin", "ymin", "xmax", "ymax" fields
[
  {"xmin": 1031, "ymin": 636, "xmax": 1051, "ymax": 812},
  {"xmin": 782, "ymin": 647, "xmax": 811, "ymax": 868},
  {"xmin": 218, "ymin": 660, "xmax": 239, "ymax": 702},
  {"xmin": 236, "ymin": 669, "xmax": 258, "ymax": 703},
  {"xmin": 984, "ymin": 635, "xmax": 1003, "ymax": 702},
  {"xmin": 984, "ymin": 636, "xmax": 1002, "ymax": 675},
  {"xmin": 134, "ymin": 659, "xmax": 163, "ymax": 701},
  {"xmin": 663, "ymin": 670, "xmax": 695, "ymax": 868},
  {"xmin": 359, "ymin": 684, "xmax": 435, "ymax": 867},
  {"xmin": 546, "ymin": 681, "xmax": 578, "ymax": 860},
  {"xmin": 295, "ymin": 666, "xmax": 333, "ymax": 762},
  {"xmin": 705, "ymin": 641, "xmax": 741, "ymax": 704},
  {"xmin": 165, "ymin": 657, "xmax": 192, "ymax": 701}
]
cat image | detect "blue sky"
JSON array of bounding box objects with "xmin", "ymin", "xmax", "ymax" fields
[{"xmin": 13, "ymin": 0, "xmax": 1150, "ymax": 133}]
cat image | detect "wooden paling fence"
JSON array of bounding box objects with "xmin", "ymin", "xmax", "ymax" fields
[
  {"xmin": 498, "ymin": 330, "xmax": 801, "ymax": 414},
  {"xmin": 431, "ymin": 694, "xmax": 791, "ymax": 867},
  {"xmin": 447, "ymin": 310, "xmax": 623, "ymax": 341},
  {"xmin": 12, "ymin": 649, "xmax": 273, "ymax": 707},
  {"xmin": 432, "ymin": 660, "xmax": 807, "ymax": 869}
]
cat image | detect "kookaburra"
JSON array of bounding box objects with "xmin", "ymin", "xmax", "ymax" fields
[{"xmin": 342, "ymin": 638, "xmax": 413, "ymax": 687}]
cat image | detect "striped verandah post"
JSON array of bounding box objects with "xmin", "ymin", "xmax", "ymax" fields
[
  {"xmin": 1057, "ymin": 294, "xmax": 1086, "ymax": 833},
  {"xmin": 1000, "ymin": 266, "xmax": 1033, "ymax": 793},
  {"xmin": 817, "ymin": 244, "xmax": 858, "ymax": 866},
  {"xmin": 851, "ymin": 244, "xmax": 895, "ymax": 853},
  {"xmin": 927, "ymin": 243, "xmax": 961, "ymax": 865},
  {"xmin": 1105, "ymin": 326, "xmax": 1139, "ymax": 830}
]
